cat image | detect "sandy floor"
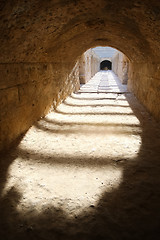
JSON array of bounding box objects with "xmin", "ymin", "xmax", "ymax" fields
[{"xmin": 0, "ymin": 71, "xmax": 160, "ymax": 240}]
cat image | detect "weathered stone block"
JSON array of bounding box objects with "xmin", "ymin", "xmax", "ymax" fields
[
  {"xmin": 0, "ymin": 61, "xmax": 80, "ymax": 151},
  {"xmin": 0, "ymin": 87, "xmax": 19, "ymax": 119}
]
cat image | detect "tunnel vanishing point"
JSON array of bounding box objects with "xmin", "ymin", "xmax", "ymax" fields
[{"xmin": 0, "ymin": 0, "xmax": 160, "ymax": 152}]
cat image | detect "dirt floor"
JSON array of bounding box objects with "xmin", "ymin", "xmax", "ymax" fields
[{"xmin": 0, "ymin": 71, "xmax": 160, "ymax": 240}]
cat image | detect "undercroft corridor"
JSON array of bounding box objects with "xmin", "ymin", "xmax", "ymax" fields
[
  {"xmin": 1, "ymin": 71, "xmax": 160, "ymax": 240},
  {"xmin": 1, "ymin": 0, "xmax": 160, "ymax": 239}
]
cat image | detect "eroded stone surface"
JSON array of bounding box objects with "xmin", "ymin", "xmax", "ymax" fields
[
  {"xmin": 112, "ymin": 51, "xmax": 129, "ymax": 84},
  {"xmin": 0, "ymin": 62, "xmax": 80, "ymax": 151},
  {"xmin": 79, "ymin": 49, "xmax": 100, "ymax": 84},
  {"xmin": 0, "ymin": 0, "xmax": 160, "ymax": 62}
]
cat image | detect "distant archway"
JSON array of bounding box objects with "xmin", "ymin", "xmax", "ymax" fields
[{"xmin": 100, "ymin": 60, "xmax": 112, "ymax": 70}]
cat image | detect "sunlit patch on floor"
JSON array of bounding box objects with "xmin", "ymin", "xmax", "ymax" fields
[
  {"xmin": 2, "ymin": 157, "xmax": 123, "ymax": 218},
  {"xmin": 1, "ymin": 71, "xmax": 142, "ymax": 220}
]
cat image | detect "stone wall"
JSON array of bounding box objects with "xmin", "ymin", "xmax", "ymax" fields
[
  {"xmin": 0, "ymin": 62, "xmax": 80, "ymax": 152},
  {"xmin": 79, "ymin": 49, "xmax": 100, "ymax": 84},
  {"xmin": 112, "ymin": 52, "xmax": 129, "ymax": 84},
  {"xmin": 0, "ymin": 47, "xmax": 100, "ymax": 152},
  {"xmin": 128, "ymin": 62, "xmax": 160, "ymax": 121}
]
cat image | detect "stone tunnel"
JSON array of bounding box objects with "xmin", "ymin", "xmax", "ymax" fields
[
  {"xmin": 0, "ymin": 0, "xmax": 160, "ymax": 151},
  {"xmin": 0, "ymin": 1, "xmax": 160, "ymax": 239}
]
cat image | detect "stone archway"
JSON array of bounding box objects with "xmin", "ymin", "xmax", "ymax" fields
[{"xmin": 100, "ymin": 60, "xmax": 112, "ymax": 70}]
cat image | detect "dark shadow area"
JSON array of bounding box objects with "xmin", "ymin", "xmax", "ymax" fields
[
  {"xmin": 100, "ymin": 60, "xmax": 112, "ymax": 70},
  {"xmin": 63, "ymin": 99, "xmax": 131, "ymax": 108},
  {"xmin": 63, "ymin": 101, "xmax": 130, "ymax": 108},
  {"xmin": 70, "ymin": 94, "xmax": 129, "ymax": 101},
  {"xmin": 54, "ymin": 109, "xmax": 134, "ymax": 116},
  {"xmin": 43, "ymin": 116, "xmax": 139, "ymax": 128},
  {"xmin": 77, "ymin": 91, "xmax": 129, "ymax": 94},
  {"xmin": 0, "ymin": 134, "xmax": 25, "ymax": 192},
  {"xmin": 34, "ymin": 119, "xmax": 140, "ymax": 136},
  {"xmin": 13, "ymin": 147, "xmax": 124, "ymax": 167},
  {"xmin": 0, "ymin": 93, "xmax": 160, "ymax": 240}
]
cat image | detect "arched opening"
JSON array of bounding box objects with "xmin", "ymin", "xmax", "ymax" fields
[
  {"xmin": 79, "ymin": 46, "xmax": 129, "ymax": 85},
  {"xmin": 100, "ymin": 60, "xmax": 112, "ymax": 70}
]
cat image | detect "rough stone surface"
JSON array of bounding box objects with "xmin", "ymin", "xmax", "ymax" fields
[
  {"xmin": 128, "ymin": 62, "xmax": 160, "ymax": 120},
  {"xmin": 0, "ymin": 62, "xmax": 80, "ymax": 151},
  {"xmin": 112, "ymin": 52, "xmax": 129, "ymax": 84},
  {"xmin": 79, "ymin": 49, "xmax": 100, "ymax": 84}
]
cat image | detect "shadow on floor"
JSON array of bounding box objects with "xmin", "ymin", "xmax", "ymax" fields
[{"xmin": 0, "ymin": 93, "xmax": 160, "ymax": 240}]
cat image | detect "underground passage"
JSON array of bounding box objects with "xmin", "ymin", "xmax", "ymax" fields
[
  {"xmin": 0, "ymin": 1, "xmax": 160, "ymax": 240},
  {"xmin": 100, "ymin": 60, "xmax": 112, "ymax": 70}
]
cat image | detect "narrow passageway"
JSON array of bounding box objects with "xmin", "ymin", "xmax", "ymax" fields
[
  {"xmin": 1, "ymin": 71, "xmax": 160, "ymax": 240},
  {"xmin": 80, "ymin": 70, "xmax": 128, "ymax": 93}
]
